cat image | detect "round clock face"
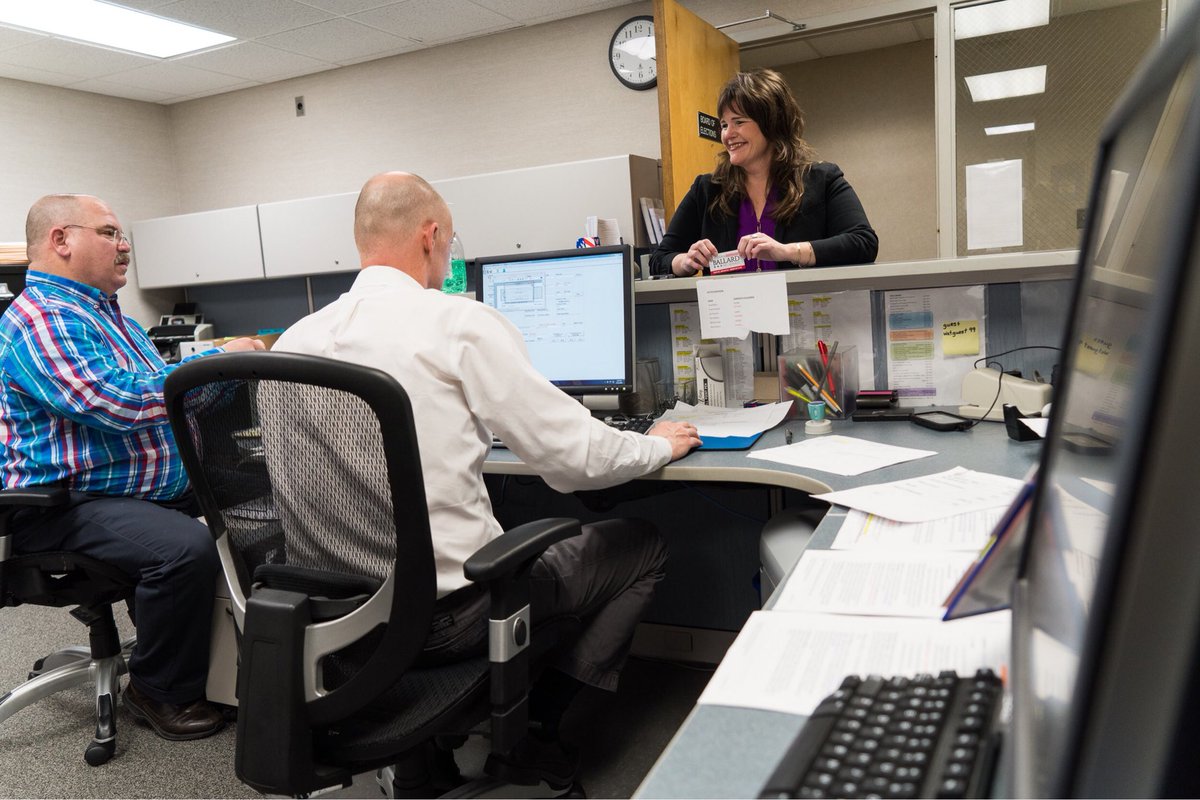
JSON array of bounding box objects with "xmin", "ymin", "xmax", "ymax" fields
[{"xmin": 609, "ymin": 15, "xmax": 656, "ymax": 90}]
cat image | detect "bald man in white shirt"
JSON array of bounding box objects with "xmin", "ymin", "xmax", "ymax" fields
[{"xmin": 273, "ymin": 171, "xmax": 701, "ymax": 789}]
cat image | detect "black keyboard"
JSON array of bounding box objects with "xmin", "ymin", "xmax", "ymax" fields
[
  {"xmin": 759, "ymin": 669, "xmax": 1003, "ymax": 800},
  {"xmin": 604, "ymin": 416, "xmax": 655, "ymax": 434}
]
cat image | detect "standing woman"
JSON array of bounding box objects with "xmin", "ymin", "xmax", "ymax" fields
[{"xmin": 651, "ymin": 69, "xmax": 878, "ymax": 277}]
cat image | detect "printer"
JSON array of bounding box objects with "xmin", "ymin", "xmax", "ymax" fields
[{"xmin": 147, "ymin": 313, "xmax": 214, "ymax": 363}]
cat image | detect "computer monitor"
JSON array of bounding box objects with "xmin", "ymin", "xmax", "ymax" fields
[
  {"xmin": 475, "ymin": 245, "xmax": 634, "ymax": 411},
  {"xmin": 1010, "ymin": 11, "xmax": 1200, "ymax": 797}
]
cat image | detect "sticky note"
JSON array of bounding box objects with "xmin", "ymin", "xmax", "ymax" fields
[
  {"xmin": 1076, "ymin": 336, "xmax": 1112, "ymax": 375},
  {"xmin": 941, "ymin": 320, "xmax": 980, "ymax": 356}
]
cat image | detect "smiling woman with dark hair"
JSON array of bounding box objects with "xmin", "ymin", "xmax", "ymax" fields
[{"xmin": 651, "ymin": 68, "xmax": 879, "ymax": 277}]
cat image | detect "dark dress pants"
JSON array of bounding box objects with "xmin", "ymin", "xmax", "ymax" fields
[
  {"xmin": 420, "ymin": 517, "xmax": 668, "ymax": 692},
  {"xmin": 12, "ymin": 491, "xmax": 220, "ymax": 705}
]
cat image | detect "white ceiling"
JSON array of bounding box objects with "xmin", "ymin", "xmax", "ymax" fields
[{"xmin": 0, "ymin": 0, "xmax": 632, "ymax": 104}]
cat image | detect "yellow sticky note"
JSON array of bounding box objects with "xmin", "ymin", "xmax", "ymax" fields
[
  {"xmin": 1076, "ymin": 336, "xmax": 1112, "ymax": 375},
  {"xmin": 942, "ymin": 320, "xmax": 980, "ymax": 356}
]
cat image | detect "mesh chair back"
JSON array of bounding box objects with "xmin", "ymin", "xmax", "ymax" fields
[{"xmin": 165, "ymin": 352, "xmax": 438, "ymax": 722}]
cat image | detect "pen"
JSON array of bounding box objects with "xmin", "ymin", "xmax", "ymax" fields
[
  {"xmin": 795, "ymin": 363, "xmax": 843, "ymax": 414},
  {"xmin": 818, "ymin": 340, "xmax": 838, "ymax": 395}
]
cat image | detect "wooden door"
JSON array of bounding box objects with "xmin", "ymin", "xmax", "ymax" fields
[{"xmin": 654, "ymin": 0, "xmax": 739, "ymax": 222}]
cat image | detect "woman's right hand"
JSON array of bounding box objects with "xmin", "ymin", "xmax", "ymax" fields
[{"xmin": 672, "ymin": 239, "xmax": 718, "ymax": 277}]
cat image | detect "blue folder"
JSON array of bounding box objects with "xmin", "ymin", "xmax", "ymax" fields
[{"xmin": 697, "ymin": 432, "xmax": 764, "ymax": 451}]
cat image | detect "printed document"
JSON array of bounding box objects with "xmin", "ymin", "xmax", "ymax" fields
[
  {"xmin": 812, "ymin": 466, "xmax": 1023, "ymax": 523},
  {"xmin": 832, "ymin": 507, "xmax": 1007, "ymax": 552},
  {"xmin": 696, "ymin": 272, "xmax": 790, "ymax": 339},
  {"xmin": 697, "ymin": 610, "xmax": 1011, "ymax": 716},
  {"xmin": 747, "ymin": 435, "xmax": 935, "ymax": 477},
  {"xmin": 657, "ymin": 400, "xmax": 791, "ymax": 439},
  {"xmin": 772, "ymin": 550, "xmax": 976, "ymax": 617}
]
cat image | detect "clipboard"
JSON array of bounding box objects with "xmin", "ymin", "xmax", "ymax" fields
[
  {"xmin": 943, "ymin": 476, "xmax": 1037, "ymax": 620},
  {"xmin": 697, "ymin": 432, "xmax": 764, "ymax": 451}
]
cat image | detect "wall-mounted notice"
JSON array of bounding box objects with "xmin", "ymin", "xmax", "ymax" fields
[
  {"xmin": 885, "ymin": 286, "xmax": 986, "ymax": 405},
  {"xmin": 966, "ymin": 159, "xmax": 1023, "ymax": 250},
  {"xmin": 697, "ymin": 111, "xmax": 720, "ymax": 142}
]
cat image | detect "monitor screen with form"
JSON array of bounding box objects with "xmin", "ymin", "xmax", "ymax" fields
[
  {"xmin": 475, "ymin": 245, "xmax": 634, "ymax": 407},
  {"xmin": 1010, "ymin": 10, "xmax": 1200, "ymax": 798}
]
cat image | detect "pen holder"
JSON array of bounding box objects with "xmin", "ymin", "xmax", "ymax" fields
[{"xmin": 778, "ymin": 346, "xmax": 859, "ymax": 419}]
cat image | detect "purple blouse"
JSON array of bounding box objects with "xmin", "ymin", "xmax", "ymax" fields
[{"xmin": 737, "ymin": 191, "xmax": 780, "ymax": 271}]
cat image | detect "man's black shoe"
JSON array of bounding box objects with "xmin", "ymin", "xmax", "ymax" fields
[
  {"xmin": 123, "ymin": 682, "xmax": 225, "ymax": 741},
  {"xmin": 485, "ymin": 734, "xmax": 580, "ymax": 790}
]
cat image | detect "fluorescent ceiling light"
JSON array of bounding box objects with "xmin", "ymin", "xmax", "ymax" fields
[
  {"xmin": 985, "ymin": 122, "xmax": 1036, "ymax": 135},
  {"xmin": 0, "ymin": 0, "xmax": 234, "ymax": 59},
  {"xmin": 955, "ymin": 0, "xmax": 1050, "ymax": 40},
  {"xmin": 965, "ymin": 65, "xmax": 1046, "ymax": 101}
]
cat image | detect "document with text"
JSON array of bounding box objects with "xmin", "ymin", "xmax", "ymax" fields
[
  {"xmin": 772, "ymin": 550, "xmax": 977, "ymax": 617},
  {"xmin": 697, "ymin": 610, "xmax": 1011, "ymax": 716},
  {"xmin": 831, "ymin": 507, "xmax": 1007, "ymax": 552},
  {"xmin": 812, "ymin": 466, "xmax": 1024, "ymax": 523},
  {"xmin": 696, "ymin": 272, "xmax": 790, "ymax": 339}
]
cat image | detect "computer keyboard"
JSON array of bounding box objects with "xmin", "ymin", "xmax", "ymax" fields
[
  {"xmin": 604, "ymin": 416, "xmax": 655, "ymax": 434},
  {"xmin": 759, "ymin": 669, "xmax": 1003, "ymax": 800}
]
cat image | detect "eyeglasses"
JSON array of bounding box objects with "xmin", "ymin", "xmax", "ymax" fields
[{"xmin": 63, "ymin": 224, "xmax": 130, "ymax": 246}]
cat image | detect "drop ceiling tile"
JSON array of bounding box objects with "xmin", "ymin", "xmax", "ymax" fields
[
  {"xmin": 0, "ymin": 62, "xmax": 81, "ymax": 87},
  {"xmin": 259, "ymin": 18, "xmax": 416, "ymax": 64},
  {"xmin": 469, "ymin": 0, "xmax": 621, "ymax": 24},
  {"xmin": 100, "ymin": 61, "xmax": 255, "ymax": 94},
  {"xmin": 65, "ymin": 78, "xmax": 180, "ymax": 103},
  {"xmin": 108, "ymin": 1, "xmax": 181, "ymax": 8},
  {"xmin": 0, "ymin": 26, "xmax": 48, "ymax": 52},
  {"xmin": 169, "ymin": 80, "xmax": 262, "ymax": 102},
  {"xmin": 174, "ymin": 40, "xmax": 333, "ymax": 81},
  {"xmin": 149, "ymin": 0, "xmax": 334, "ymax": 39},
  {"xmin": 293, "ymin": 0, "xmax": 401, "ymax": 13},
  {"xmin": 352, "ymin": 0, "xmax": 515, "ymax": 44},
  {"xmin": 0, "ymin": 38, "xmax": 155, "ymax": 79}
]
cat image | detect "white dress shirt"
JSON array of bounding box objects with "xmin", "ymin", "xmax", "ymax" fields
[{"xmin": 273, "ymin": 266, "xmax": 672, "ymax": 595}]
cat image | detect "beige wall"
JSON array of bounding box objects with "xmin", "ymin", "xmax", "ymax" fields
[
  {"xmin": 166, "ymin": 3, "xmax": 662, "ymax": 212},
  {"xmin": 776, "ymin": 40, "xmax": 938, "ymax": 263},
  {"xmin": 0, "ymin": 77, "xmax": 184, "ymax": 324}
]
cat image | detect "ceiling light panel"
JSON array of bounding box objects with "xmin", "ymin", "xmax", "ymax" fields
[
  {"xmin": 955, "ymin": 0, "xmax": 1049, "ymax": 40},
  {"xmin": 965, "ymin": 65, "xmax": 1047, "ymax": 101},
  {"xmin": 985, "ymin": 122, "xmax": 1036, "ymax": 135},
  {"xmin": 0, "ymin": 0, "xmax": 234, "ymax": 58}
]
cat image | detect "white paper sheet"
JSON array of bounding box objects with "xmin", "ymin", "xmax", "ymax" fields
[
  {"xmin": 696, "ymin": 273, "xmax": 790, "ymax": 339},
  {"xmin": 831, "ymin": 507, "xmax": 1006, "ymax": 551},
  {"xmin": 747, "ymin": 435, "xmax": 936, "ymax": 477},
  {"xmin": 1020, "ymin": 417, "xmax": 1049, "ymax": 437},
  {"xmin": 812, "ymin": 466, "xmax": 1024, "ymax": 523},
  {"xmin": 772, "ymin": 550, "xmax": 976, "ymax": 617},
  {"xmin": 966, "ymin": 158, "xmax": 1023, "ymax": 250},
  {"xmin": 657, "ymin": 400, "xmax": 792, "ymax": 438},
  {"xmin": 697, "ymin": 610, "xmax": 1011, "ymax": 716}
]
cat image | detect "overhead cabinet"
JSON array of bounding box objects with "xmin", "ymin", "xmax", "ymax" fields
[{"xmin": 131, "ymin": 205, "xmax": 264, "ymax": 289}]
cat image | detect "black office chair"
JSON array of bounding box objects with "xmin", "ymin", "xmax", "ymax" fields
[
  {"xmin": 0, "ymin": 487, "xmax": 137, "ymax": 766},
  {"xmin": 164, "ymin": 351, "xmax": 582, "ymax": 797}
]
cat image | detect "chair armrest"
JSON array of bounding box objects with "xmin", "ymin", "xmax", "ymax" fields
[
  {"xmin": 463, "ymin": 517, "xmax": 581, "ymax": 584},
  {"xmin": 0, "ymin": 487, "xmax": 70, "ymax": 508}
]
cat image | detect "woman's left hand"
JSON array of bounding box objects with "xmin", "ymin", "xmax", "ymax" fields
[
  {"xmin": 737, "ymin": 234, "xmax": 815, "ymax": 266},
  {"xmin": 738, "ymin": 232, "xmax": 790, "ymax": 263}
]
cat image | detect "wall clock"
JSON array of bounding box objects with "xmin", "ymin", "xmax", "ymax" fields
[{"xmin": 609, "ymin": 15, "xmax": 656, "ymax": 90}]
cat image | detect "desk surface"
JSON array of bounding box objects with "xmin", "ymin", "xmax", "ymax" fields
[
  {"xmin": 485, "ymin": 416, "xmax": 1039, "ymax": 496},
  {"xmin": 624, "ymin": 419, "xmax": 1041, "ymax": 799}
]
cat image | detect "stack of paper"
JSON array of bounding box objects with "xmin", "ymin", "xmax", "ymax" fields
[{"xmin": 640, "ymin": 197, "xmax": 666, "ymax": 244}]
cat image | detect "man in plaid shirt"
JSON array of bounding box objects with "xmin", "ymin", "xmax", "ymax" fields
[{"xmin": 0, "ymin": 194, "xmax": 263, "ymax": 741}]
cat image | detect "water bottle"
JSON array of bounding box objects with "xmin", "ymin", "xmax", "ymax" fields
[{"xmin": 442, "ymin": 232, "xmax": 467, "ymax": 294}]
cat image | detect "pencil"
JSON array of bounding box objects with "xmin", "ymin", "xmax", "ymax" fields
[{"xmin": 794, "ymin": 363, "xmax": 843, "ymax": 414}]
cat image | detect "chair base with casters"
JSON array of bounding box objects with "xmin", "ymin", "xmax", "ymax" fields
[{"xmin": 0, "ymin": 487, "xmax": 138, "ymax": 766}]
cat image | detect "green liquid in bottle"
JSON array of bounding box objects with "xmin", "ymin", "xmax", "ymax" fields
[{"xmin": 443, "ymin": 258, "xmax": 467, "ymax": 294}]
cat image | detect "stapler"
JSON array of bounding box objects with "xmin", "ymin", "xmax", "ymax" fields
[{"xmin": 958, "ymin": 367, "xmax": 1052, "ymax": 421}]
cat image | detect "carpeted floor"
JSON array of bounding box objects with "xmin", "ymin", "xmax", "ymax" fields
[{"xmin": 0, "ymin": 602, "xmax": 712, "ymax": 798}]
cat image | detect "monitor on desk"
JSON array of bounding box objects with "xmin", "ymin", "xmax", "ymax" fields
[
  {"xmin": 475, "ymin": 245, "xmax": 634, "ymax": 411},
  {"xmin": 1009, "ymin": 11, "xmax": 1200, "ymax": 797}
]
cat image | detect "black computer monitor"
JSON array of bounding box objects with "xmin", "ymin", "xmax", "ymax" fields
[
  {"xmin": 475, "ymin": 245, "xmax": 634, "ymax": 411},
  {"xmin": 1010, "ymin": 11, "xmax": 1200, "ymax": 797}
]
